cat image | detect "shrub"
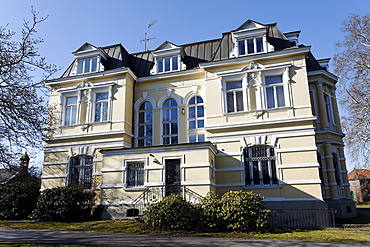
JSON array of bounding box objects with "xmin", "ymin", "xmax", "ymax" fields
[
  {"xmin": 198, "ymin": 192, "xmax": 225, "ymax": 231},
  {"xmin": 220, "ymin": 190, "xmax": 269, "ymax": 232},
  {"xmin": 144, "ymin": 194, "xmax": 196, "ymax": 230},
  {"xmin": 0, "ymin": 181, "xmax": 40, "ymax": 220},
  {"xmin": 31, "ymin": 186, "xmax": 95, "ymax": 222}
]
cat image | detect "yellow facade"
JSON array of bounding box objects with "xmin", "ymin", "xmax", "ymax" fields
[{"xmin": 41, "ymin": 21, "xmax": 355, "ymax": 219}]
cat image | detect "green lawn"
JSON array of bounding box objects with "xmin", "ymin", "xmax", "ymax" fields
[
  {"xmin": 0, "ymin": 220, "xmax": 370, "ymax": 244},
  {"xmin": 0, "ymin": 205, "xmax": 369, "ymax": 245}
]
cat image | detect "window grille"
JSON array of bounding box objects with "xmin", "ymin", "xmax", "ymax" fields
[
  {"xmin": 244, "ymin": 146, "xmax": 278, "ymax": 186},
  {"xmin": 68, "ymin": 155, "xmax": 93, "ymax": 189}
]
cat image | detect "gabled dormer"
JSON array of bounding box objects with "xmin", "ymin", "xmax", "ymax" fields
[
  {"xmin": 230, "ymin": 20, "xmax": 274, "ymax": 58},
  {"xmin": 71, "ymin": 43, "xmax": 108, "ymax": 76},
  {"xmin": 150, "ymin": 41, "xmax": 186, "ymax": 75}
]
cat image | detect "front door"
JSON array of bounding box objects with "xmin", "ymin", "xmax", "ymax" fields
[{"xmin": 165, "ymin": 159, "xmax": 181, "ymax": 196}]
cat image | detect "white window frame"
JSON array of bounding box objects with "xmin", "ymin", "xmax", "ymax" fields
[
  {"xmin": 63, "ymin": 94, "xmax": 79, "ymax": 126},
  {"xmin": 262, "ymin": 68, "xmax": 290, "ymax": 109},
  {"xmin": 188, "ymin": 96, "xmax": 205, "ymax": 143},
  {"xmin": 162, "ymin": 98, "xmax": 179, "ymax": 145},
  {"xmin": 157, "ymin": 56, "xmax": 179, "ymax": 73},
  {"xmin": 237, "ymin": 36, "xmax": 267, "ymax": 56},
  {"xmin": 77, "ymin": 57, "xmax": 99, "ymax": 75},
  {"xmin": 137, "ymin": 101, "xmax": 153, "ymax": 147},
  {"xmin": 94, "ymin": 91, "xmax": 109, "ymax": 123}
]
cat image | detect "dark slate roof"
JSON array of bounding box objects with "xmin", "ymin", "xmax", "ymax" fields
[
  {"xmin": 60, "ymin": 21, "xmax": 324, "ymax": 79},
  {"xmin": 305, "ymin": 50, "xmax": 327, "ymax": 71}
]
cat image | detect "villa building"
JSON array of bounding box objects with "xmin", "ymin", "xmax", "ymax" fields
[{"xmin": 41, "ymin": 20, "xmax": 356, "ymax": 219}]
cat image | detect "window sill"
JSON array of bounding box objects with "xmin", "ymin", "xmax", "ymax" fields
[
  {"xmin": 224, "ymin": 106, "xmax": 293, "ymax": 116},
  {"xmin": 243, "ymin": 185, "xmax": 281, "ymax": 189},
  {"xmin": 123, "ymin": 187, "xmax": 146, "ymax": 191}
]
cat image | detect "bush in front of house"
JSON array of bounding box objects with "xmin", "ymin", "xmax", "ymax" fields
[
  {"xmin": 31, "ymin": 186, "xmax": 95, "ymax": 222},
  {"xmin": 143, "ymin": 194, "xmax": 197, "ymax": 230},
  {"xmin": 0, "ymin": 181, "xmax": 40, "ymax": 220},
  {"xmin": 220, "ymin": 190, "xmax": 269, "ymax": 232},
  {"xmin": 197, "ymin": 192, "xmax": 225, "ymax": 231},
  {"xmin": 144, "ymin": 190, "xmax": 269, "ymax": 232}
]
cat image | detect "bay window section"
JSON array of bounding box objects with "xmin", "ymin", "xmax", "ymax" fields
[
  {"xmin": 65, "ymin": 96, "xmax": 78, "ymax": 125},
  {"xmin": 244, "ymin": 146, "xmax": 278, "ymax": 186},
  {"xmin": 162, "ymin": 99, "xmax": 178, "ymax": 144},
  {"xmin": 138, "ymin": 102, "xmax": 153, "ymax": 147},
  {"xmin": 94, "ymin": 92, "xmax": 109, "ymax": 122},
  {"xmin": 188, "ymin": 96, "xmax": 205, "ymax": 143}
]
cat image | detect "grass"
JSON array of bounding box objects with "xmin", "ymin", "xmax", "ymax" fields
[
  {"xmin": 1, "ymin": 220, "xmax": 370, "ymax": 244},
  {"xmin": 1, "ymin": 205, "xmax": 370, "ymax": 245}
]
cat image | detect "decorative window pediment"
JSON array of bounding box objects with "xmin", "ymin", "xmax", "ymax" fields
[
  {"xmin": 150, "ymin": 41, "xmax": 186, "ymax": 75},
  {"xmin": 71, "ymin": 43, "xmax": 107, "ymax": 76},
  {"xmin": 230, "ymin": 20, "xmax": 274, "ymax": 58}
]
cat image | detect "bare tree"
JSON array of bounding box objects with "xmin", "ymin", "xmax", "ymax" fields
[
  {"xmin": 334, "ymin": 14, "xmax": 370, "ymax": 168},
  {"xmin": 0, "ymin": 9, "xmax": 57, "ymax": 170}
]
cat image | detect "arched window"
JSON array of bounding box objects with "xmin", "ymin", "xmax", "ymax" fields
[
  {"xmin": 188, "ymin": 96, "xmax": 205, "ymax": 143},
  {"xmin": 137, "ymin": 102, "xmax": 153, "ymax": 147},
  {"xmin": 67, "ymin": 155, "xmax": 93, "ymax": 189},
  {"xmin": 243, "ymin": 146, "xmax": 277, "ymax": 186},
  {"xmin": 162, "ymin": 99, "xmax": 178, "ymax": 144}
]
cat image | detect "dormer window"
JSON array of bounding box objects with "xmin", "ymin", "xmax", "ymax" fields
[
  {"xmin": 150, "ymin": 41, "xmax": 186, "ymax": 75},
  {"xmin": 157, "ymin": 56, "xmax": 179, "ymax": 73},
  {"xmin": 238, "ymin": 37, "xmax": 264, "ymax": 56},
  {"xmin": 230, "ymin": 20, "xmax": 272, "ymax": 58},
  {"xmin": 77, "ymin": 57, "xmax": 98, "ymax": 75},
  {"xmin": 72, "ymin": 43, "xmax": 107, "ymax": 76}
]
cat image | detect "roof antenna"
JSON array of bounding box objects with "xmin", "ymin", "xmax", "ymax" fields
[{"xmin": 141, "ymin": 20, "xmax": 157, "ymax": 51}]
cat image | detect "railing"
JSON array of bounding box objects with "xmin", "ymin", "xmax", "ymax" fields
[
  {"xmin": 131, "ymin": 185, "xmax": 203, "ymax": 216},
  {"xmin": 269, "ymin": 208, "xmax": 336, "ymax": 228}
]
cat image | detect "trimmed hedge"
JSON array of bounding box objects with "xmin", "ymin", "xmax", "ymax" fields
[
  {"xmin": 31, "ymin": 186, "xmax": 95, "ymax": 222},
  {"xmin": 144, "ymin": 190, "xmax": 269, "ymax": 232},
  {"xmin": 0, "ymin": 181, "xmax": 40, "ymax": 220}
]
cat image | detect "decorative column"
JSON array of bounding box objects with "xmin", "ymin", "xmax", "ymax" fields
[
  {"xmin": 338, "ymin": 146, "xmax": 352, "ymax": 199},
  {"xmin": 323, "ymin": 143, "xmax": 339, "ymax": 199},
  {"xmin": 315, "ymin": 81, "xmax": 329, "ymax": 130},
  {"xmin": 330, "ymin": 86, "xmax": 342, "ymax": 132}
]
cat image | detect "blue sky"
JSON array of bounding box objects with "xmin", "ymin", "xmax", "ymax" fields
[{"xmin": 1, "ymin": 0, "xmax": 369, "ymax": 170}]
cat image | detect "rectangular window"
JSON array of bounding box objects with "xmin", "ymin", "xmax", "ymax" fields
[
  {"xmin": 126, "ymin": 162, "xmax": 144, "ymax": 188},
  {"xmin": 77, "ymin": 57, "xmax": 98, "ymax": 75},
  {"xmin": 244, "ymin": 146, "xmax": 277, "ymax": 186},
  {"xmin": 157, "ymin": 57, "xmax": 179, "ymax": 73},
  {"xmin": 265, "ymin": 75, "xmax": 285, "ymax": 109},
  {"xmin": 95, "ymin": 92, "xmax": 109, "ymax": 122},
  {"xmin": 65, "ymin": 96, "xmax": 78, "ymax": 125},
  {"xmin": 238, "ymin": 37, "xmax": 265, "ymax": 56},
  {"xmin": 226, "ymin": 81, "xmax": 244, "ymax": 113},
  {"xmin": 68, "ymin": 155, "xmax": 93, "ymax": 189}
]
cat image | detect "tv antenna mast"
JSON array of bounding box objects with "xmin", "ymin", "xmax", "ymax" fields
[{"xmin": 141, "ymin": 20, "xmax": 157, "ymax": 51}]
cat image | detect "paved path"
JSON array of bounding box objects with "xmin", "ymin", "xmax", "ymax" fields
[{"xmin": 1, "ymin": 228, "xmax": 370, "ymax": 247}]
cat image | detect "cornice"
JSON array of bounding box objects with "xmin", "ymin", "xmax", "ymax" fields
[
  {"xmin": 46, "ymin": 67, "xmax": 137, "ymax": 86},
  {"xmin": 199, "ymin": 46, "xmax": 311, "ymax": 70}
]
